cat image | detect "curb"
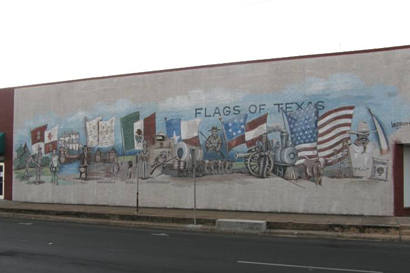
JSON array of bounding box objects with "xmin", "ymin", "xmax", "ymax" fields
[
  {"xmin": 0, "ymin": 207, "xmax": 215, "ymax": 226},
  {"xmin": 0, "ymin": 207, "xmax": 407, "ymax": 242},
  {"xmin": 266, "ymin": 229, "xmax": 404, "ymax": 242},
  {"xmin": 0, "ymin": 211, "xmax": 214, "ymax": 232},
  {"xmin": 267, "ymin": 221, "xmax": 400, "ymax": 234}
]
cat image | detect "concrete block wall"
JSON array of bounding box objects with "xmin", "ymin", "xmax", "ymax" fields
[{"xmin": 7, "ymin": 46, "xmax": 410, "ymax": 215}]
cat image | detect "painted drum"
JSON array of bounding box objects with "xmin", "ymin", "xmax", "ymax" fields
[{"xmin": 175, "ymin": 142, "xmax": 188, "ymax": 161}]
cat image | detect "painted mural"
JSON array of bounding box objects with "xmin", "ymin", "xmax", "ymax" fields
[{"xmin": 13, "ymin": 73, "xmax": 394, "ymax": 190}]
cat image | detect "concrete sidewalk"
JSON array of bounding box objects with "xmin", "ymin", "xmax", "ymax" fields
[{"xmin": 1, "ymin": 200, "xmax": 410, "ymax": 242}]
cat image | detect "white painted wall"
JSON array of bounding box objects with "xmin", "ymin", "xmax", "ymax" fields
[{"xmin": 12, "ymin": 48, "xmax": 410, "ymax": 216}]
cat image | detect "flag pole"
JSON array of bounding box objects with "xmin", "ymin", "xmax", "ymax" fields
[
  {"xmin": 218, "ymin": 116, "xmax": 229, "ymax": 156},
  {"xmin": 136, "ymin": 164, "xmax": 139, "ymax": 214},
  {"xmin": 84, "ymin": 116, "xmax": 88, "ymax": 147},
  {"xmin": 190, "ymin": 148, "xmax": 197, "ymax": 225},
  {"xmin": 120, "ymin": 120, "xmax": 125, "ymax": 156},
  {"xmin": 164, "ymin": 117, "xmax": 167, "ymax": 140}
]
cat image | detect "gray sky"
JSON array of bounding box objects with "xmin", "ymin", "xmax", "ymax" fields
[{"xmin": 1, "ymin": 0, "xmax": 409, "ymax": 88}]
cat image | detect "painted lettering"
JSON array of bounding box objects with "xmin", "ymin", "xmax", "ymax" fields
[
  {"xmin": 195, "ymin": 108, "xmax": 203, "ymax": 118},
  {"xmin": 233, "ymin": 105, "xmax": 241, "ymax": 115},
  {"xmin": 248, "ymin": 104, "xmax": 258, "ymax": 114}
]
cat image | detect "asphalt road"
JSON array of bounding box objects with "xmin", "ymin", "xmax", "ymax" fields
[{"xmin": 0, "ymin": 217, "xmax": 409, "ymax": 273}]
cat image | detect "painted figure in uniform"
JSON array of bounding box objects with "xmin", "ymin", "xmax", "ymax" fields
[
  {"xmin": 302, "ymin": 157, "xmax": 324, "ymax": 185},
  {"xmin": 349, "ymin": 121, "xmax": 376, "ymax": 178},
  {"xmin": 24, "ymin": 155, "xmax": 33, "ymax": 179},
  {"xmin": 49, "ymin": 149, "xmax": 60, "ymax": 184},
  {"xmin": 256, "ymin": 133, "xmax": 273, "ymax": 178},
  {"xmin": 136, "ymin": 140, "xmax": 150, "ymax": 179},
  {"xmin": 127, "ymin": 160, "xmax": 133, "ymax": 179},
  {"xmin": 205, "ymin": 126, "xmax": 222, "ymax": 153},
  {"xmin": 112, "ymin": 157, "xmax": 120, "ymax": 177},
  {"xmin": 79, "ymin": 145, "xmax": 89, "ymax": 180},
  {"xmin": 135, "ymin": 129, "xmax": 144, "ymax": 150}
]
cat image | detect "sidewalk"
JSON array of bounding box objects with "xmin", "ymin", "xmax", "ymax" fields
[{"xmin": 1, "ymin": 200, "xmax": 410, "ymax": 242}]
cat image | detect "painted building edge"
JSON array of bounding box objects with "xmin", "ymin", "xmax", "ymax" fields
[
  {"xmin": 4, "ymin": 45, "xmax": 410, "ymax": 216},
  {"xmin": 0, "ymin": 88, "xmax": 14, "ymax": 200}
]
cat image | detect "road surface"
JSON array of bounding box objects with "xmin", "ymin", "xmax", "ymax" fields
[{"xmin": 0, "ymin": 217, "xmax": 409, "ymax": 273}]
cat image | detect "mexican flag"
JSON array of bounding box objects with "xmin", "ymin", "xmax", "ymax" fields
[
  {"xmin": 133, "ymin": 113, "xmax": 156, "ymax": 149},
  {"xmin": 120, "ymin": 111, "xmax": 140, "ymax": 152}
]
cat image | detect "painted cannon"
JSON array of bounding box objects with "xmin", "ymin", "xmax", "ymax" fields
[{"xmin": 236, "ymin": 147, "xmax": 274, "ymax": 178}]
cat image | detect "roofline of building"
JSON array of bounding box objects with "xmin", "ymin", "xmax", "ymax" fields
[{"xmin": 5, "ymin": 44, "xmax": 410, "ymax": 90}]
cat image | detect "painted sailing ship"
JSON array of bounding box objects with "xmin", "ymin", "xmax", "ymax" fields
[{"xmin": 58, "ymin": 131, "xmax": 82, "ymax": 164}]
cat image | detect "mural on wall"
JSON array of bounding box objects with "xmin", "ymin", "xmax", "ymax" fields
[{"xmin": 13, "ymin": 73, "xmax": 395, "ymax": 187}]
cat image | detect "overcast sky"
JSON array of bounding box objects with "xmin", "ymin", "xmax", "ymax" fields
[{"xmin": 1, "ymin": 0, "xmax": 409, "ymax": 89}]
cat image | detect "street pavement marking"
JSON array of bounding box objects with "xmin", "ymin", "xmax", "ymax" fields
[
  {"xmin": 152, "ymin": 233, "xmax": 169, "ymax": 237},
  {"xmin": 237, "ymin": 260, "xmax": 383, "ymax": 273},
  {"xmin": 18, "ymin": 222, "xmax": 33, "ymax": 225}
]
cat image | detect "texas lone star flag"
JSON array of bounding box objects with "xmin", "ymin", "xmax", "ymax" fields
[
  {"xmin": 165, "ymin": 118, "xmax": 201, "ymax": 146},
  {"xmin": 181, "ymin": 118, "xmax": 201, "ymax": 146},
  {"xmin": 165, "ymin": 118, "xmax": 182, "ymax": 144}
]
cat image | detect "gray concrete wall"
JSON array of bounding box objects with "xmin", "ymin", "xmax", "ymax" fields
[{"xmin": 12, "ymin": 47, "xmax": 410, "ymax": 215}]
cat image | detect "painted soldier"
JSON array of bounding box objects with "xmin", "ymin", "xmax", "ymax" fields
[
  {"xmin": 127, "ymin": 160, "xmax": 133, "ymax": 179},
  {"xmin": 256, "ymin": 133, "xmax": 273, "ymax": 178},
  {"xmin": 136, "ymin": 140, "xmax": 150, "ymax": 179},
  {"xmin": 205, "ymin": 126, "xmax": 222, "ymax": 153},
  {"xmin": 135, "ymin": 129, "xmax": 144, "ymax": 150},
  {"xmin": 49, "ymin": 149, "xmax": 60, "ymax": 184},
  {"xmin": 24, "ymin": 156, "xmax": 33, "ymax": 179},
  {"xmin": 79, "ymin": 145, "xmax": 89, "ymax": 180},
  {"xmin": 256, "ymin": 133, "xmax": 272, "ymax": 152},
  {"xmin": 112, "ymin": 157, "xmax": 120, "ymax": 177}
]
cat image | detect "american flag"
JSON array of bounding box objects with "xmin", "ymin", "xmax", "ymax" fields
[
  {"xmin": 285, "ymin": 105, "xmax": 354, "ymax": 165},
  {"xmin": 317, "ymin": 106, "xmax": 355, "ymax": 165},
  {"xmin": 285, "ymin": 105, "xmax": 318, "ymax": 165}
]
